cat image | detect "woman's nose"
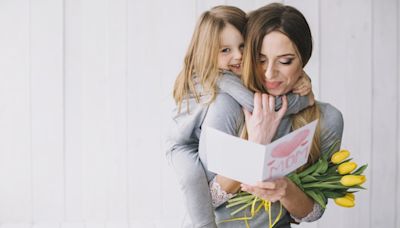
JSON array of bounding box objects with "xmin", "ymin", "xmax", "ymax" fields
[{"xmin": 265, "ymin": 64, "xmax": 277, "ymax": 80}]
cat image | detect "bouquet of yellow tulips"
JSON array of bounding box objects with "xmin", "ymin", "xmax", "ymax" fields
[
  {"xmin": 287, "ymin": 145, "xmax": 367, "ymax": 208},
  {"xmin": 224, "ymin": 142, "xmax": 367, "ymax": 226}
]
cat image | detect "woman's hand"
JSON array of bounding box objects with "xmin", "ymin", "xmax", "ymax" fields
[
  {"xmin": 292, "ymin": 71, "xmax": 312, "ymax": 96},
  {"xmin": 241, "ymin": 177, "xmax": 315, "ymax": 219},
  {"xmin": 240, "ymin": 178, "xmax": 289, "ymax": 202},
  {"xmin": 243, "ymin": 93, "xmax": 287, "ymax": 145}
]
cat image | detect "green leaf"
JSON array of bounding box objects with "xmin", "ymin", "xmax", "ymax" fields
[
  {"xmin": 326, "ymin": 165, "xmax": 339, "ymax": 175},
  {"xmin": 315, "ymin": 175, "xmax": 342, "ymax": 182},
  {"xmin": 323, "ymin": 190, "xmax": 347, "ymax": 199},
  {"xmin": 303, "ymin": 183, "xmax": 349, "ymax": 189},
  {"xmin": 288, "ymin": 173, "xmax": 302, "ymax": 189},
  {"xmin": 230, "ymin": 201, "xmax": 254, "ymax": 216},
  {"xmin": 301, "ymin": 175, "xmax": 319, "ymax": 183},
  {"xmin": 228, "ymin": 194, "xmax": 254, "ymax": 203},
  {"xmin": 352, "ymin": 164, "xmax": 368, "ymax": 175},
  {"xmin": 317, "ymin": 190, "xmax": 328, "ymax": 205},
  {"xmin": 349, "ymin": 185, "xmax": 366, "ymax": 190},
  {"xmin": 312, "ymin": 159, "xmax": 328, "ymax": 175},
  {"xmin": 324, "ymin": 140, "xmax": 341, "ymax": 160},
  {"xmin": 298, "ymin": 162, "xmax": 319, "ymax": 178},
  {"xmin": 305, "ymin": 190, "xmax": 326, "ymax": 208}
]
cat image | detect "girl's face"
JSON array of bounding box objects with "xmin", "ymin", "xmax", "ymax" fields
[
  {"xmin": 258, "ymin": 31, "xmax": 303, "ymax": 96},
  {"xmin": 218, "ymin": 23, "xmax": 244, "ymax": 75}
]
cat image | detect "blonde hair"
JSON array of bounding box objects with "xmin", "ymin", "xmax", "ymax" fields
[
  {"xmin": 242, "ymin": 3, "xmax": 321, "ymax": 169},
  {"xmin": 173, "ymin": 6, "xmax": 247, "ymax": 112}
]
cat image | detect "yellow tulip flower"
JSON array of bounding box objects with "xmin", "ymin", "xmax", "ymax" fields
[
  {"xmin": 345, "ymin": 193, "xmax": 355, "ymax": 201},
  {"xmin": 334, "ymin": 195, "xmax": 355, "ymax": 208},
  {"xmin": 340, "ymin": 175, "xmax": 366, "ymax": 186},
  {"xmin": 338, "ymin": 162, "xmax": 358, "ymax": 174},
  {"xmin": 331, "ymin": 150, "xmax": 350, "ymax": 164}
]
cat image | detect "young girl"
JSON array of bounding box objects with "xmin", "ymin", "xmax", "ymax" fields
[{"xmin": 166, "ymin": 5, "xmax": 313, "ymax": 228}]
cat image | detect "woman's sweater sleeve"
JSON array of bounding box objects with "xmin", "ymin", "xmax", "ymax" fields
[{"xmin": 291, "ymin": 103, "xmax": 344, "ymax": 223}]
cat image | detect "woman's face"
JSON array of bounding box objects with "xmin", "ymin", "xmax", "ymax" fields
[{"xmin": 258, "ymin": 31, "xmax": 303, "ymax": 96}]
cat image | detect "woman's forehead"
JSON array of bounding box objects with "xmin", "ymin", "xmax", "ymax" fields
[{"xmin": 260, "ymin": 31, "xmax": 296, "ymax": 56}]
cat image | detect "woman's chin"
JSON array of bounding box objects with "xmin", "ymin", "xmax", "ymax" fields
[{"xmin": 266, "ymin": 89, "xmax": 284, "ymax": 96}]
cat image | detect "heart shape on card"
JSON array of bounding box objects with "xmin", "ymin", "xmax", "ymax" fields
[{"xmin": 271, "ymin": 129, "xmax": 310, "ymax": 158}]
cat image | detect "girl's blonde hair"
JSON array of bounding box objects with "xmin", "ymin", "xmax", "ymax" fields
[
  {"xmin": 173, "ymin": 6, "xmax": 247, "ymax": 112},
  {"xmin": 242, "ymin": 3, "xmax": 321, "ymax": 169}
]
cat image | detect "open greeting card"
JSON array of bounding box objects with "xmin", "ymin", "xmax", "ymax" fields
[{"xmin": 200, "ymin": 120, "xmax": 318, "ymax": 185}]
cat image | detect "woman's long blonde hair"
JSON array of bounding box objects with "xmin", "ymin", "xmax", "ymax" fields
[
  {"xmin": 242, "ymin": 3, "xmax": 321, "ymax": 168},
  {"xmin": 173, "ymin": 6, "xmax": 247, "ymax": 112}
]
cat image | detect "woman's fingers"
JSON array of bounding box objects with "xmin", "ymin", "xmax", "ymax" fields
[
  {"xmin": 253, "ymin": 92, "xmax": 262, "ymax": 114},
  {"xmin": 241, "ymin": 183, "xmax": 284, "ymax": 202},
  {"xmin": 256, "ymin": 181, "xmax": 276, "ymax": 189},
  {"xmin": 268, "ymin": 95, "xmax": 275, "ymax": 111},
  {"xmin": 262, "ymin": 93, "xmax": 269, "ymax": 111}
]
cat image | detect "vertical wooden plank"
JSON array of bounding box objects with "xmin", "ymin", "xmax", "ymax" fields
[
  {"xmin": 84, "ymin": 223, "xmax": 104, "ymax": 228},
  {"xmin": 156, "ymin": 0, "xmax": 199, "ymax": 225},
  {"xmin": 397, "ymin": 0, "xmax": 400, "ymax": 227},
  {"xmin": 0, "ymin": 224, "xmax": 31, "ymax": 228},
  {"xmin": 105, "ymin": 0, "xmax": 129, "ymax": 223},
  {"xmin": 127, "ymin": 0, "xmax": 163, "ymax": 222},
  {"xmin": 0, "ymin": 0, "xmax": 32, "ymax": 222},
  {"xmin": 61, "ymin": 222, "xmax": 85, "ymax": 228},
  {"xmin": 319, "ymin": 1, "xmax": 372, "ymax": 227},
  {"xmin": 157, "ymin": 0, "xmax": 197, "ymax": 225},
  {"xmin": 285, "ymin": 0, "xmax": 321, "ymax": 99},
  {"xmin": 32, "ymin": 223, "xmax": 60, "ymax": 228},
  {"xmin": 64, "ymin": 0, "xmax": 83, "ymax": 223},
  {"xmin": 254, "ymin": 0, "xmax": 283, "ymax": 9},
  {"xmin": 225, "ymin": 0, "xmax": 253, "ymax": 12},
  {"xmin": 81, "ymin": 0, "xmax": 108, "ymax": 221},
  {"xmin": 105, "ymin": 222, "xmax": 128, "ymax": 228},
  {"xmin": 30, "ymin": 0, "xmax": 64, "ymax": 222},
  {"xmin": 196, "ymin": 0, "xmax": 226, "ymax": 16},
  {"xmin": 371, "ymin": 1, "xmax": 397, "ymax": 227}
]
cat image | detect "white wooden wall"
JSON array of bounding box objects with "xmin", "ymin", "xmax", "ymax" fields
[{"xmin": 0, "ymin": 0, "xmax": 399, "ymax": 227}]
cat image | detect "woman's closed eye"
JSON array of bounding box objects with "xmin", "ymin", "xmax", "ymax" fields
[{"xmin": 279, "ymin": 58, "xmax": 293, "ymax": 65}]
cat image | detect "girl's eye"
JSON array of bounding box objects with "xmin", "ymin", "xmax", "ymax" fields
[
  {"xmin": 280, "ymin": 59, "xmax": 293, "ymax": 65},
  {"xmin": 239, "ymin": 44, "xmax": 244, "ymax": 51},
  {"xmin": 221, "ymin": 48, "xmax": 230, "ymax": 53}
]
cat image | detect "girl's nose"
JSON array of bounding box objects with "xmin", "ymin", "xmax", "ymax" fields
[{"xmin": 233, "ymin": 48, "xmax": 242, "ymax": 60}]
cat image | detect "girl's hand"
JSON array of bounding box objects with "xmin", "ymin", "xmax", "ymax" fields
[
  {"xmin": 241, "ymin": 177, "xmax": 290, "ymax": 203},
  {"xmin": 243, "ymin": 93, "xmax": 287, "ymax": 145},
  {"xmin": 292, "ymin": 71, "xmax": 312, "ymax": 96}
]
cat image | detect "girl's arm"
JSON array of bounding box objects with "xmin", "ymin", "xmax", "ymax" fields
[{"xmin": 217, "ymin": 71, "xmax": 312, "ymax": 115}]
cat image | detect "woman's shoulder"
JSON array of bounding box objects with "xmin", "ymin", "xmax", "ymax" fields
[
  {"xmin": 316, "ymin": 101, "xmax": 344, "ymax": 152},
  {"xmin": 317, "ymin": 101, "xmax": 344, "ymax": 130}
]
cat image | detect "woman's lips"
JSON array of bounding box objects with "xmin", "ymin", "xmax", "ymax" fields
[{"xmin": 265, "ymin": 81, "xmax": 282, "ymax": 89}]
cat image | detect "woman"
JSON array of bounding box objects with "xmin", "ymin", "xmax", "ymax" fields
[
  {"xmin": 202, "ymin": 3, "xmax": 344, "ymax": 227},
  {"xmin": 166, "ymin": 5, "xmax": 313, "ymax": 228}
]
